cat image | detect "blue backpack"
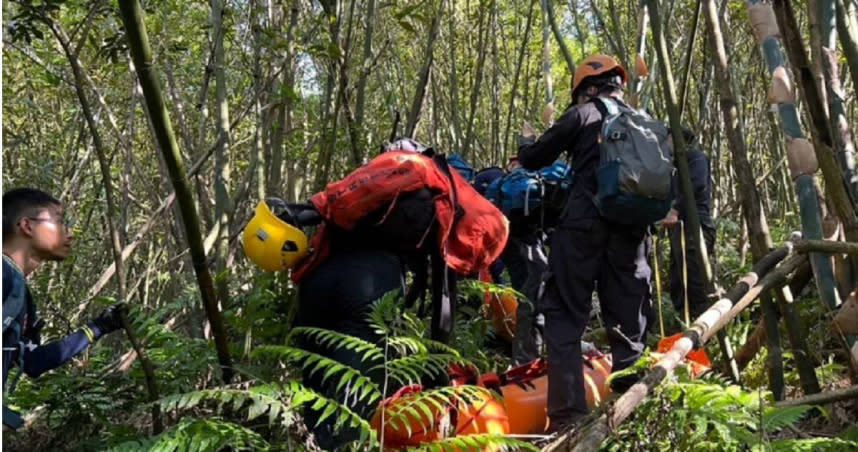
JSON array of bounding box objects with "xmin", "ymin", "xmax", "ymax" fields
[
  {"xmin": 447, "ymin": 154, "xmax": 475, "ymax": 183},
  {"xmin": 2, "ymin": 257, "xmax": 27, "ymax": 429},
  {"xmin": 486, "ymin": 161, "xmax": 573, "ymax": 224}
]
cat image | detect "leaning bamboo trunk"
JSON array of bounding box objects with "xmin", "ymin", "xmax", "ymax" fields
[
  {"xmin": 818, "ymin": 0, "xmax": 858, "ymax": 201},
  {"xmin": 748, "ymin": 0, "xmax": 839, "ymax": 311},
  {"xmin": 117, "ymin": 0, "xmax": 233, "ymax": 383},
  {"xmin": 770, "ymin": 0, "xmax": 858, "ymax": 271},
  {"xmin": 645, "ymin": 0, "xmax": 740, "ymax": 383}
]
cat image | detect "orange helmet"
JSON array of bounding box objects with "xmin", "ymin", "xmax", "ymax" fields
[{"xmin": 571, "ymin": 54, "xmax": 628, "ymax": 97}]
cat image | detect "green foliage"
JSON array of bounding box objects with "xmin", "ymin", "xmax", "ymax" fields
[
  {"xmin": 108, "ymin": 417, "xmax": 272, "ymax": 452},
  {"xmin": 404, "ymin": 433, "xmax": 540, "ymax": 452},
  {"xmin": 603, "ymin": 376, "xmax": 858, "ymax": 452},
  {"xmin": 253, "ymin": 344, "xmax": 381, "ymax": 406}
]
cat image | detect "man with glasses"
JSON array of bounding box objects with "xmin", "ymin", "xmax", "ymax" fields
[{"xmin": 2, "ymin": 188, "xmax": 126, "ymax": 429}]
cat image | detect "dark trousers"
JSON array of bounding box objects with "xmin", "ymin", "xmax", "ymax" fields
[
  {"xmin": 669, "ymin": 225, "xmax": 716, "ymax": 319},
  {"xmin": 542, "ymin": 219, "xmax": 652, "ymax": 425},
  {"xmin": 502, "ymin": 231, "xmax": 549, "ymax": 364},
  {"xmin": 297, "ymin": 250, "xmax": 405, "ymax": 449}
]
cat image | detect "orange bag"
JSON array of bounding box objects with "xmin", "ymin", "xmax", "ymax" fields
[{"xmin": 294, "ymin": 151, "xmax": 509, "ymax": 281}]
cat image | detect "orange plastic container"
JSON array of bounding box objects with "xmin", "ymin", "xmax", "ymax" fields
[
  {"xmin": 484, "ymin": 292, "xmax": 518, "ymax": 341},
  {"xmin": 501, "ymin": 355, "xmax": 613, "ymax": 434},
  {"xmin": 370, "ymin": 385, "xmax": 444, "ymax": 448},
  {"xmin": 478, "ymin": 268, "xmax": 519, "ymax": 341},
  {"xmin": 371, "ymin": 384, "xmax": 510, "ymax": 450}
]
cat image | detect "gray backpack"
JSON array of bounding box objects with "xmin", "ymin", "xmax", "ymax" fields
[{"xmin": 593, "ymin": 97, "xmax": 674, "ymax": 226}]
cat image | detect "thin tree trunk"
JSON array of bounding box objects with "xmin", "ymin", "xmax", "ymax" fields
[
  {"xmin": 211, "ymin": 0, "xmax": 232, "ymax": 309},
  {"xmin": 836, "ymin": 0, "xmax": 858, "ymax": 92},
  {"xmin": 649, "ymin": 0, "xmax": 742, "ymax": 384},
  {"xmin": 818, "ymin": 0, "xmax": 858, "ymax": 201},
  {"xmin": 544, "ymin": 0, "xmax": 575, "ymax": 74},
  {"xmin": 540, "ymin": 0, "xmax": 554, "ymax": 123},
  {"xmin": 51, "ymin": 21, "xmax": 127, "ymax": 303},
  {"xmin": 629, "ymin": 5, "xmax": 649, "ymax": 108},
  {"xmin": 678, "ymin": 0, "xmax": 703, "ymax": 117},
  {"xmin": 117, "ymin": 0, "xmax": 233, "ymax": 383},
  {"xmin": 448, "ymin": 0, "xmax": 462, "ymax": 151},
  {"xmin": 461, "ymin": 0, "xmax": 490, "ymax": 159},
  {"xmin": 404, "ymin": 5, "xmax": 443, "ymax": 138},
  {"xmin": 502, "ymin": 0, "xmax": 536, "ymax": 155},
  {"xmin": 354, "ymin": 0, "xmax": 377, "ymax": 135},
  {"xmin": 765, "ymin": 0, "xmax": 856, "ymax": 300}
]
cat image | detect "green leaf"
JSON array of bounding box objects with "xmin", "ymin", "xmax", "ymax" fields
[
  {"xmin": 247, "ymin": 399, "xmax": 268, "ymax": 421},
  {"xmin": 762, "ymin": 405, "xmax": 813, "ymax": 431}
]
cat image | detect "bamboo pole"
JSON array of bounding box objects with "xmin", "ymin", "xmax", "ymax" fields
[
  {"xmin": 747, "ymin": 0, "xmax": 842, "ymax": 313},
  {"xmin": 794, "ymin": 239, "xmax": 858, "ymax": 255},
  {"xmin": 646, "ymin": 0, "xmax": 739, "ymax": 382},
  {"xmin": 775, "ymin": 385, "xmax": 858, "ymax": 407},
  {"xmin": 117, "ymin": 0, "xmax": 233, "ymax": 383}
]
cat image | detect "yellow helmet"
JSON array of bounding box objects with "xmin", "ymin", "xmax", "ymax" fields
[{"xmin": 242, "ymin": 199, "xmax": 309, "ymax": 271}]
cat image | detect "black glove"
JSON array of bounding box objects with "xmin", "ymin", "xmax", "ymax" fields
[{"xmin": 91, "ymin": 302, "xmax": 127, "ymax": 336}]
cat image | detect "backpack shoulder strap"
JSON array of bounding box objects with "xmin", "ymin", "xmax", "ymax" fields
[
  {"xmin": 596, "ymin": 96, "xmax": 620, "ymax": 116},
  {"xmin": 2, "ymin": 257, "xmax": 27, "ymax": 333}
]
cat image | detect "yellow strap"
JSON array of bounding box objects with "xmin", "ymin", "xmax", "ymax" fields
[
  {"xmin": 80, "ymin": 325, "xmax": 96, "ymax": 343},
  {"xmin": 653, "ymin": 233, "xmax": 665, "ymax": 338}
]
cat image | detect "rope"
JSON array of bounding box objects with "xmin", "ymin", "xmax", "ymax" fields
[
  {"xmin": 653, "ymin": 232, "xmax": 665, "ymax": 338},
  {"xmin": 680, "ymin": 219, "xmax": 690, "ymax": 326}
]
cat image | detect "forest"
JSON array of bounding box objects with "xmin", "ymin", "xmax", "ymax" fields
[{"xmin": 2, "ymin": 0, "xmax": 858, "ymax": 450}]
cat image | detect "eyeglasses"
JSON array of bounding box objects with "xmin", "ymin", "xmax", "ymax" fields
[{"xmin": 25, "ymin": 216, "xmax": 73, "ymax": 230}]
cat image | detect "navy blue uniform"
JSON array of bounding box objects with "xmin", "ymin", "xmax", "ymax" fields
[
  {"xmin": 670, "ymin": 147, "xmax": 716, "ymax": 318},
  {"xmin": 2, "ymin": 259, "xmax": 101, "ymax": 388},
  {"xmin": 296, "ymin": 249, "xmax": 405, "ymax": 449},
  {"xmin": 518, "ymin": 99, "xmax": 652, "ymax": 426}
]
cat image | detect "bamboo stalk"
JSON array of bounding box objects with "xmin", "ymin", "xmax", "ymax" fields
[
  {"xmin": 794, "ymin": 239, "xmax": 858, "ymax": 255},
  {"xmin": 117, "ymin": 0, "xmax": 233, "ymax": 383},
  {"xmin": 776, "ymin": 385, "xmax": 858, "ymax": 407}
]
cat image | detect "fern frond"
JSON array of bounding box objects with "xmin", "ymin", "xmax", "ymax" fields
[
  {"xmin": 388, "ymin": 336, "xmax": 429, "ymax": 355},
  {"xmin": 376, "ymin": 353, "xmax": 461, "ymax": 385},
  {"xmin": 158, "ymin": 386, "xmax": 294, "ymax": 426},
  {"xmin": 253, "ymin": 345, "xmax": 382, "ymax": 405},
  {"xmin": 109, "ymin": 417, "xmax": 271, "ymax": 452},
  {"xmin": 282, "ymin": 380, "xmax": 378, "ymax": 443},
  {"xmin": 384, "ymin": 385, "xmax": 495, "ymax": 434},
  {"xmin": 368, "ymin": 290, "xmax": 409, "ymax": 336},
  {"xmin": 762, "ymin": 405, "xmax": 814, "ymax": 432},
  {"xmin": 406, "ymin": 433, "xmax": 539, "ymax": 452},
  {"xmin": 286, "ymin": 327, "xmax": 384, "ymax": 362},
  {"xmin": 420, "ymin": 338, "xmax": 463, "ymax": 357},
  {"xmin": 770, "ymin": 437, "xmax": 858, "ymax": 452}
]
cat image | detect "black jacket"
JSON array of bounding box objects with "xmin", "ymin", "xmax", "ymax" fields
[{"xmin": 517, "ymin": 101, "xmax": 608, "ymax": 229}]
